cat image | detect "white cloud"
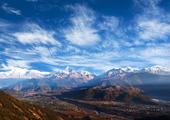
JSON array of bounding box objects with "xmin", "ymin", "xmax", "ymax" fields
[
  {"xmin": 1, "ymin": 3, "xmax": 21, "ymax": 15},
  {"xmin": 99, "ymin": 16, "xmax": 119, "ymax": 32},
  {"xmin": 1, "ymin": 1, "xmax": 170, "ymax": 74},
  {"xmin": 5, "ymin": 48, "xmax": 118, "ymax": 73},
  {"xmin": 131, "ymin": 43, "xmax": 170, "ymax": 67},
  {"xmin": 138, "ymin": 19, "xmax": 170, "ymax": 40},
  {"xmin": 2, "ymin": 59, "xmax": 31, "ymax": 69},
  {"xmin": 13, "ymin": 23, "xmax": 60, "ymax": 46},
  {"xmin": 0, "ymin": 59, "xmax": 49, "ymax": 79},
  {"xmin": 134, "ymin": 0, "xmax": 161, "ymax": 15},
  {"xmin": 0, "ymin": 66, "xmax": 49, "ymax": 79},
  {"xmin": 134, "ymin": 0, "xmax": 170, "ymax": 41},
  {"xmin": 149, "ymin": 58, "xmax": 170, "ymax": 67},
  {"xmin": 46, "ymin": 51, "xmax": 119, "ymax": 72},
  {"xmin": 140, "ymin": 45, "xmax": 170, "ymax": 57},
  {"xmin": 2, "ymin": 46, "xmax": 57, "ymax": 68},
  {"xmin": 29, "ymin": 46, "xmax": 58, "ymax": 59},
  {"xmin": 64, "ymin": 5, "xmax": 100, "ymax": 46}
]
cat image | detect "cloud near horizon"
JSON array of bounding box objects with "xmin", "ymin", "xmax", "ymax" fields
[{"xmin": 0, "ymin": 0, "xmax": 170, "ymax": 76}]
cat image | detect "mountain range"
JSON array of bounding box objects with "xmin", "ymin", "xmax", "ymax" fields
[
  {"xmin": 2, "ymin": 66, "xmax": 170, "ymax": 120},
  {"xmin": 5, "ymin": 68, "xmax": 95, "ymax": 95},
  {"xmin": 86, "ymin": 65, "xmax": 170, "ymax": 87},
  {"xmin": 2, "ymin": 65, "xmax": 170, "ymax": 95}
]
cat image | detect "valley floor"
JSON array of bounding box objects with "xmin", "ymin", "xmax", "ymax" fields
[{"xmin": 14, "ymin": 92, "xmax": 170, "ymax": 120}]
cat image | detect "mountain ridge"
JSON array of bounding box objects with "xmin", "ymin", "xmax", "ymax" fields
[
  {"xmin": 1, "ymin": 65, "xmax": 170, "ymax": 79},
  {"xmin": 3, "ymin": 65, "xmax": 170, "ymax": 95}
]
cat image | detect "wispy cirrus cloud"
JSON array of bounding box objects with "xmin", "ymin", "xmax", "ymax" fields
[
  {"xmin": 13, "ymin": 23, "xmax": 61, "ymax": 46},
  {"xmin": 64, "ymin": 5, "xmax": 100, "ymax": 46},
  {"xmin": 134, "ymin": 0, "xmax": 170, "ymax": 41},
  {"xmin": 0, "ymin": 60, "xmax": 49, "ymax": 79},
  {"xmin": 100, "ymin": 16, "xmax": 119, "ymax": 31},
  {"xmin": 1, "ymin": 3, "xmax": 21, "ymax": 15},
  {"xmin": 139, "ymin": 44, "xmax": 170, "ymax": 58},
  {"xmin": 2, "ymin": 59, "xmax": 31, "ymax": 70},
  {"xmin": 44, "ymin": 52, "xmax": 118, "ymax": 73},
  {"xmin": 1, "ymin": 0, "xmax": 170, "ymax": 75},
  {"xmin": 137, "ymin": 19, "xmax": 170, "ymax": 41},
  {"xmin": 124, "ymin": 42, "xmax": 170, "ymax": 68},
  {"xmin": 98, "ymin": 16, "xmax": 123, "ymax": 37}
]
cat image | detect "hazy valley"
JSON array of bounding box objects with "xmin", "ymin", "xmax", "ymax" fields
[{"xmin": 0, "ymin": 66, "xmax": 170, "ymax": 120}]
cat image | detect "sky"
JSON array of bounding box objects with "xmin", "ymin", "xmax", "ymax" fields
[{"xmin": 0, "ymin": 0, "xmax": 170, "ymax": 75}]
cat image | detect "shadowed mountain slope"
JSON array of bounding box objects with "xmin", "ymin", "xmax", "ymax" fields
[{"xmin": 61, "ymin": 85, "xmax": 153, "ymax": 104}]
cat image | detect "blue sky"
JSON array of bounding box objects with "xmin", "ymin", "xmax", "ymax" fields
[{"xmin": 0, "ymin": 0, "xmax": 170, "ymax": 74}]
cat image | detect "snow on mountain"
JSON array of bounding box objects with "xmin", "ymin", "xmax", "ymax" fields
[
  {"xmin": 1, "ymin": 65, "xmax": 169, "ymax": 80},
  {"xmin": 144, "ymin": 65, "xmax": 170, "ymax": 75},
  {"xmin": 105, "ymin": 65, "xmax": 170, "ymax": 77},
  {"xmin": 0, "ymin": 67, "xmax": 50, "ymax": 79},
  {"xmin": 49, "ymin": 67, "xmax": 95, "ymax": 84},
  {"xmin": 6, "ymin": 67, "xmax": 95, "ymax": 93},
  {"xmin": 85, "ymin": 65, "xmax": 170, "ymax": 87},
  {"xmin": 3, "ymin": 65, "xmax": 170, "ymax": 93},
  {"xmin": 106, "ymin": 66, "xmax": 139, "ymax": 77}
]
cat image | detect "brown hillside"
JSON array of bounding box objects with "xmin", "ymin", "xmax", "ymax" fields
[{"xmin": 0, "ymin": 91, "xmax": 64, "ymax": 120}]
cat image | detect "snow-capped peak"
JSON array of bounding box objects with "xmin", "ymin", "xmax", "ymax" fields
[
  {"xmin": 0, "ymin": 67, "xmax": 50, "ymax": 79},
  {"xmin": 107, "ymin": 66, "xmax": 139, "ymax": 76},
  {"xmin": 49, "ymin": 68, "xmax": 95, "ymax": 82},
  {"xmin": 120, "ymin": 66, "xmax": 140, "ymax": 72},
  {"xmin": 62, "ymin": 66, "xmax": 73, "ymax": 74},
  {"xmin": 105, "ymin": 65, "xmax": 170, "ymax": 77},
  {"xmin": 145, "ymin": 65, "xmax": 170, "ymax": 74}
]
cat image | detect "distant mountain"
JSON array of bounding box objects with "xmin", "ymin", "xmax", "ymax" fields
[
  {"xmin": 144, "ymin": 65, "xmax": 170, "ymax": 75},
  {"xmin": 0, "ymin": 90, "xmax": 64, "ymax": 120},
  {"xmin": 6, "ymin": 68, "xmax": 95, "ymax": 95},
  {"xmin": 85, "ymin": 66, "xmax": 170, "ymax": 87},
  {"xmin": 0, "ymin": 67, "xmax": 50, "ymax": 88},
  {"xmin": 0, "ymin": 67, "xmax": 50, "ymax": 79},
  {"xmin": 0, "ymin": 79, "xmax": 23, "ymax": 89},
  {"xmin": 7, "ymin": 78, "xmax": 58, "ymax": 95},
  {"xmin": 61, "ymin": 85, "xmax": 152, "ymax": 104},
  {"xmin": 5, "ymin": 65, "xmax": 170, "ymax": 95},
  {"xmin": 47, "ymin": 68, "xmax": 94, "ymax": 87}
]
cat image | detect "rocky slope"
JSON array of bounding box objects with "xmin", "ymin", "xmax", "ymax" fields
[
  {"xmin": 61, "ymin": 85, "xmax": 152, "ymax": 104},
  {"xmin": 0, "ymin": 90, "xmax": 64, "ymax": 120}
]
